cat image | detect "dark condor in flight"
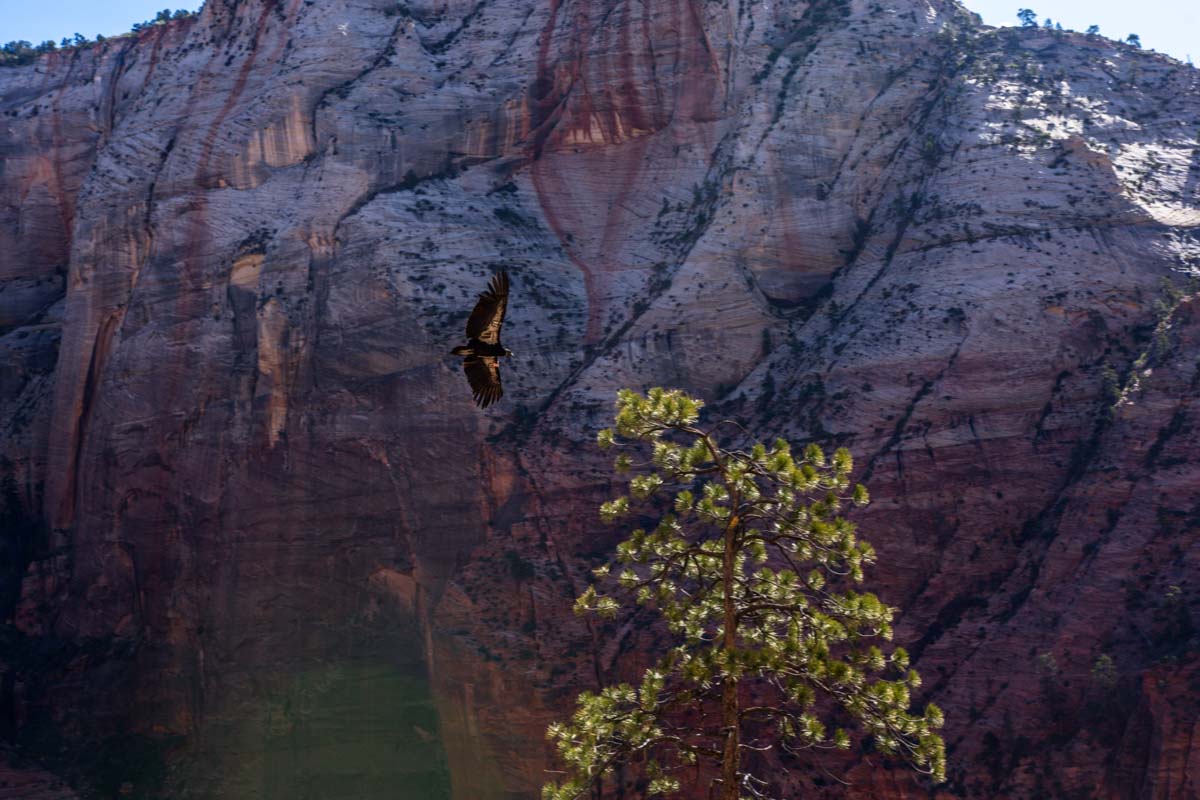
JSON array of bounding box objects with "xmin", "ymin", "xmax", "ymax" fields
[{"xmin": 450, "ymin": 271, "xmax": 512, "ymax": 408}]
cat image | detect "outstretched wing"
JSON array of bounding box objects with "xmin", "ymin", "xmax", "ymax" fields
[
  {"xmin": 466, "ymin": 271, "xmax": 509, "ymax": 345},
  {"xmin": 462, "ymin": 356, "xmax": 503, "ymax": 408}
]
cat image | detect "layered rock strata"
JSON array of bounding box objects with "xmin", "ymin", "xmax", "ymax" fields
[{"xmin": 1, "ymin": 0, "xmax": 1198, "ymax": 797}]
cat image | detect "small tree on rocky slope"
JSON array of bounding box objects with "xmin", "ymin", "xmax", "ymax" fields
[{"xmin": 543, "ymin": 388, "xmax": 945, "ymax": 800}]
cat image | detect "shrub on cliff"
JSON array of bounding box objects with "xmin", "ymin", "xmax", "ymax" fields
[
  {"xmin": 132, "ymin": 8, "xmax": 197, "ymax": 33},
  {"xmin": 0, "ymin": 40, "xmax": 57, "ymax": 67},
  {"xmin": 543, "ymin": 388, "xmax": 945, "ymax": 799}
]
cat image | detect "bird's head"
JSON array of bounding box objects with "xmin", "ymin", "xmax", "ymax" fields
[{"xmin": 504, "ymin": 348, "xmax": 514, "ymax": 357}]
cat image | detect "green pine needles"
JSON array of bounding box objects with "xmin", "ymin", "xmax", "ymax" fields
[{"xmin": 543, "ymin": 388, "xmax": 946, "ymax": 800}]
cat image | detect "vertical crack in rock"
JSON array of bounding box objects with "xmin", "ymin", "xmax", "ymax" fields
[{"xmin": 61, "ymin": 313, "xmax": 119, "ymax": 529}]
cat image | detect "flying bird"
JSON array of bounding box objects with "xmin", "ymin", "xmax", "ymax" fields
[{"xmin": 450, "ymin": 271, "xmax": 512, "ymax": 408}]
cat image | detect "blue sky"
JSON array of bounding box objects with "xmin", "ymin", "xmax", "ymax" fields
[
  {"xmin": 1, "ymin": 2, "xmax": 203, "ymax": 44},
  {"xmin": 0, "ymin": 1, "xmax": 1194, "ymax": 63}
]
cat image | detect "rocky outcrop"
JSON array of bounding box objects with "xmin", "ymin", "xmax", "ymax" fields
[
  {"xmin": 1, "ymin": 0, "xmax": 1197, "ymax": 797},
  {"xmin": 0, "ymin": 750, "xmax": 79, "ymax": 800}
]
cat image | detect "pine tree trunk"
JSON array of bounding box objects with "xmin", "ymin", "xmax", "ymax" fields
[
  {"xmin": 720, "ymin": 678, "xmax": 739, "ymax": 800},
  {"xmin": 720, "ymin": 513, "xmax": 740, "ymax": 800}
]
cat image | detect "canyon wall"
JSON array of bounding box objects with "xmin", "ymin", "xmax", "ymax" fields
[{"xmin": 1, "ymin": 0, "xmax": 1198, "ymax": 797}]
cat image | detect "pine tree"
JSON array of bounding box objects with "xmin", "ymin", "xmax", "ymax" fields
[
  {"xmin": 543, "ymin": 388, "xmax": 946, "ymax": 800},
  {"xmin": 1017, "ymin": 8, "xmax": 1038, "ymax": 27}
]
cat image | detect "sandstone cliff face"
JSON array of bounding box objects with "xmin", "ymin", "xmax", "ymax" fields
[{"xmin": 1, "ymin": 0, "xmax": 1198, "ymax": 797}]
